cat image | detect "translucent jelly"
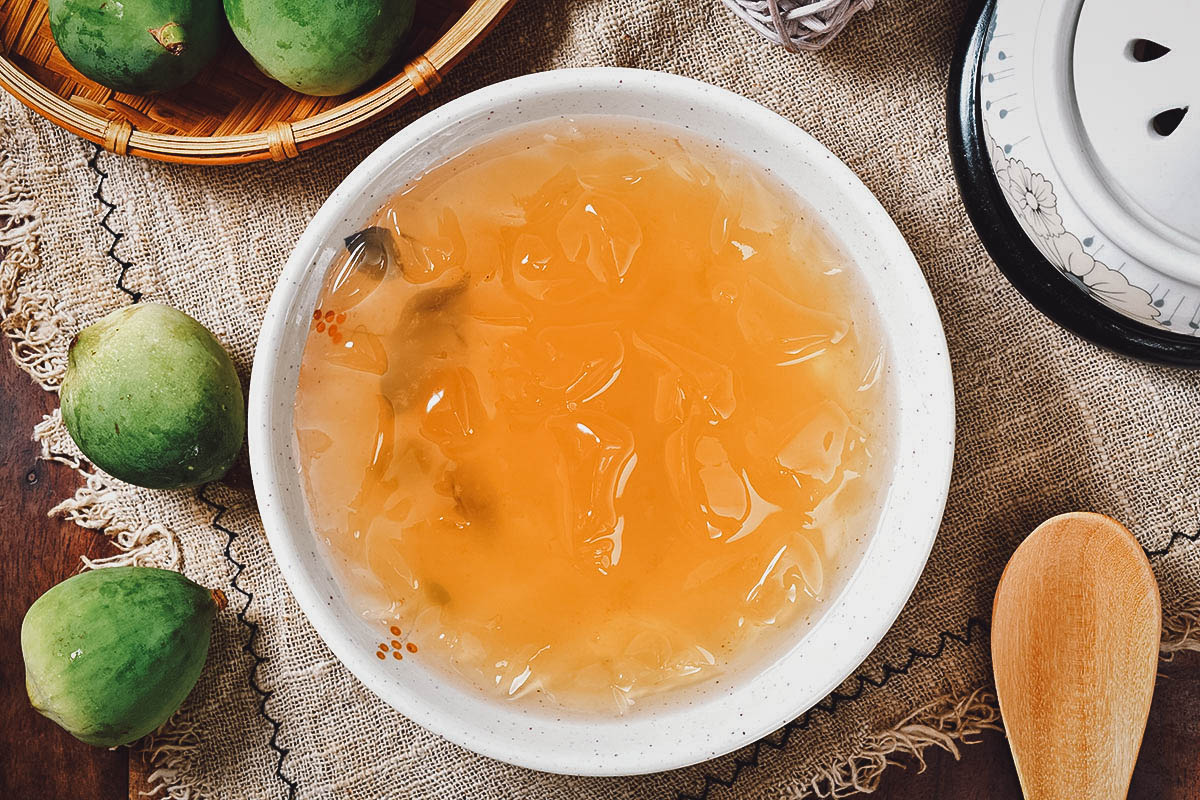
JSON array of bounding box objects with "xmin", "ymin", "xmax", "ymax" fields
[{"xmin": 294, "ymin": 119, "xmax": 890, "ymax": 712}]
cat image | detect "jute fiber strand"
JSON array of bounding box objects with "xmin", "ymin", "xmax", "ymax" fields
[{"xmin": 3, "ymin": 1, "xmax": 1200, "ymax": 798}]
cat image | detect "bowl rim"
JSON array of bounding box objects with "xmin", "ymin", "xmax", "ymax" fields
[{"xmin": 249, "ymin": 66, "xmax": 956, "ymax": 776}]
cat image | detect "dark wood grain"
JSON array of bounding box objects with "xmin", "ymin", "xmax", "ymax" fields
[
  {"xmin": 2, "ymin": 326, "xmax": 1199, "ymax": 799},
  {"xmin": 1130, "ymin": 650, "xmax": 1200, "ymax": 799},
  {"xmin": 0, "ymin": 347, "xmax": 127, "ymax": 798},
  {"xmin": 871, "ymin": 649, "xmax": 1200, "ymax": 799},
  {"xmin": 871, "ymin": 727, "xmax": 1022, "ymax": 799}
]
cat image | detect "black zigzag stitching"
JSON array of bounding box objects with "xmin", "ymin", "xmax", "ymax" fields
[
  {"xmin": 198, "ymin": 484, "xmax": 298, "ymax": 800},
  {"xmin": 86, "ymin": 144, "xmax": 142, "ymax": 302},
  {"xmin": 82, "ymin": 149, "xmax": 291, "ymax": 794},
  {"xmin": 1144, "ymin": 527, "xmax": 1200, "ymax": 558},
  {"xmin": 674, "ymin": 616, "xmax": 989, "ymax": 800}
]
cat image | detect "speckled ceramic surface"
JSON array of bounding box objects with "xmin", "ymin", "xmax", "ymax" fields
[{"xmin": 248, "ymin": 68, "xmax": 954, "ymax": 776}]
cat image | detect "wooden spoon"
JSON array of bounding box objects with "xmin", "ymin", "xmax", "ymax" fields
[{"xmin": 992, "ymin": 512, "xmax": 1161, "ymax": 799}]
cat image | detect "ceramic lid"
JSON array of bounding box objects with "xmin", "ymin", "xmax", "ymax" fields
[{"xmin": 950, "ymin": 0, "xmax": 1200, "ymax": 364}]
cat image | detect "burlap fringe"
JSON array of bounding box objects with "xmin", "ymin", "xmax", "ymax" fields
[
  {"xmin": 1161, "ymin": 599, "xmax": 1200, "ymax": 658},
  {"xmin": 0, "ymin": 115, "xmax": 70, "ymax": 389},
  {"xmin": 1, "ymin": 115, "xmax": 204, "ymax": 799},
  {"xmin": 33, "ymin": 410, "xmax": 183, "ymax": 571},
  {"xmin": 793, "ymin": 687, "xmax": 1000, "ymax": 799},
  {"xmin": 140, "ymin": 710, "xmax": 217, "ymax": 800},
  {"xmin": 793, "ymin": 601, "xmax": 1200, "ymax": 800},
  {"xmin": 791, "ymin": 603, "xmax": 1200, "ymax": 798}
]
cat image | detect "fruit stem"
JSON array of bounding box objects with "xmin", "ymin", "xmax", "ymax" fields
[
  {"xmin": 210, "ymin": 588, "xmax": 228, "ymax": 611},
  {"xmin": 148, "ymin": 23, "xmax": 187, "ymax": 56}
]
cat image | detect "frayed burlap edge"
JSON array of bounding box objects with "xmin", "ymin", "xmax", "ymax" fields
[
  {"xmin": 0, "ymin": 116, "xmax": 70, "ymax": 389},
  {"xmin": 787, "ymin": 600, "xmax": 1200, "ymax": 799},
  {"xmin": 33, "ymin": 411, "xmax": 183, "ymax": 571},
  {"xmin": 787, "ymin": 688, "xmax": 1000, "ymax": 799},
  {"xmin": 7, "ymin": 121, "xmax": 1200, "ymax": 800},
  {"xmin": 1, "ymin": 132, "xmax": 205, "ymax": 800},
  {"xmin": 1162, "ymin": 603, "xmax": 1200, "ymax": 659}
]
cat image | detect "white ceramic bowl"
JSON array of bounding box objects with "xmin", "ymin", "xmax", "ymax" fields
[{"xmin": 249, "ymin": 67, "xmax": 954, "ymax": 777}]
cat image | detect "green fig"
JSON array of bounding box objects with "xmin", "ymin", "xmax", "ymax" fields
[
  {"xmin": 21, "ymin": 566, "xmax": 224, "ymax": 747},
  {"xmin": 223, "ymin": 0, "xmax": 415, "ymax": 96},
  {"xmin": 48, "ymin": 0, "xmax": 225, "ymax": 94},
  {"xmin": 60, "ymin": 303, "xmax": 245, "ymax": 490}
]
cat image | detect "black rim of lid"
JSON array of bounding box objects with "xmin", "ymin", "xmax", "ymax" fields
[{"xmin": 947, "ymin": 0, "xmax": 1200, "ymax": 367}]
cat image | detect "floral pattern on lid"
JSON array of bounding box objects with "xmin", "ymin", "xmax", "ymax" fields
[
  {"xmin": 985, "ymin": 123, "xmax": 1159, "ymax": 324},
  {"xmin": 978, "ymin": 0, "xmax": 1200, "ymax": 336}
]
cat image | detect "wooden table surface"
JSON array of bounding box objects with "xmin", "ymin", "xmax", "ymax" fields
[{"xmin": 3, "ymin": 351, "xmax": 1198, "ymax": 799}]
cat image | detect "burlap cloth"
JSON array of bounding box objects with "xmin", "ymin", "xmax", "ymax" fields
[{"xmin": 4, "ymin": 1, "xmax": 1200, "ymax": 797}]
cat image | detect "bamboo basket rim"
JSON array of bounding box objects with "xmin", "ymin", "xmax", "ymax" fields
[{"xmin": 0, "ymin": 0, "xmax": 516, "ymax": 165}]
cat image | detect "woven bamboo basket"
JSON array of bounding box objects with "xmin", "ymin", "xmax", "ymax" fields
[{"xmin": 0, "ymin": 0, "xmax": 515, "ymax": 165}]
